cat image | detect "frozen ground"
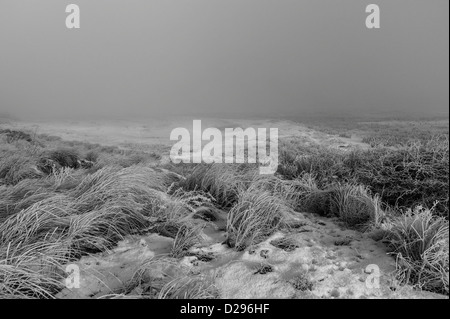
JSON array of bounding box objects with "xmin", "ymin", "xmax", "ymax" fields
[
  {"xmin": 56, "ymin": 209, "xmax": 445, "ymax": 299},
  {"xmin": 3, "ymin": 117, "xmax": 445, "ymax": 299}
]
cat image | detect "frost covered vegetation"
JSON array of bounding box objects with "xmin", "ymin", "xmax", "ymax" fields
[{"xmin": 0, "ymin": 122, "xmax": 448, "ymax": 298}]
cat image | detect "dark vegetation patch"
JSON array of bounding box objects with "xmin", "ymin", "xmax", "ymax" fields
[
  {"xmin": 281, "ymin": 266, "xmax": 314, "ymax": 291},
  {"xmin": 288, "ymin": 274, "xmax": 314, "ymax": 291},
  {"xmin": 0, "ymin": 129, "xmax": 33, "ymax": 143},
  {"xmin": 295, "ymin": 184, "xmax": 381, "ymax": 230},
  {"xmin": 186, "ymin": 252, "xmax": 216, "ymax": 262},
  {"xmin": 270, "ymin": 237, "xmax": 299, "ymax": 252},
  {"xmin": 37, "ymin": 148, "xmax": 94, "ymax": 174},
  {"xmin": 277, "ymin": 137, "xmax": 449, "ymax": 218},
  {"xmin": 253, "ymin": 263, "xmax": 274, "ymax": 275},
  {"xmin": 174, "ymin": 163, "xmax": 257, "ymax": 209},
  {"xmin": 334, "ymin": 238, "xmax": 352, "ymax": 246},
  {"xmin": 285, "ymin": 220, "xmax": 308, "ymax": 229}
]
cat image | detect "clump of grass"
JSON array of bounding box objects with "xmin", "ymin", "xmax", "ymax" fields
[
  {"xmin": 386, "ymin": 206, "xmax": 449, "ymax": 295},
  {"xmin": 0, "ymin": 242, "xmax": 67, "ymax": 298},
  {"xmin": 226, "ymin": 182, "xmax": 293, "ymax": 250},
  {"xmin": 0, "ymin": 164, "xmax": 180, "ymax": 297},
  {"xmin": 0, "ymin": 168, "xmax": 92, "ymax": 223},
  {"xmin": 250, "ymin": 173, "xmax": 318, "ymax": 212},
  {"xmin": 284, "ymin": 174, "xmax": 319, "ymax": 209},
  {"xmin": 167, "ymin": 187, "xmax": 215, "ymax": 213},
  {"xmin": 41, "ymin": 148, "xmax": 80, "ymax": 169},
  {"xmin": 85, "ymin": 150, "xmax": 99, "ymax": 163},
  {"xmin": 297, "ymin": 183, "xmax": 383, "ymax": 230},
  {"xmin": 276, "ymin": 142, "xmax": 345, "ymax": 184},
  {"xmin": 0, "ymin": 151, "xmax": 42, "ymax": 185},
  {"xmin": 0, "ymin": 194, "xmax": 148, "ymax": 257},
  {"xmin": 69, "ymin": 165, "xmax": 167, "ymax": 214},
  {"xmin": 178, "ymin": 163, "xmax": 256, "ymax": 208},
  {"xmin": 170, "ymin": 223, "xmax": 202, "ymax": 258},
  {"xmin": 327, "ymin": 184, "xmax": 381, "ymax": 229},
  {"xmin": 147, "ymin": 187, "xmax": 215, "ymax": 240},
  {"xmin": 0, "ymin": 179, "xmax": 55, "ymax": 222}
]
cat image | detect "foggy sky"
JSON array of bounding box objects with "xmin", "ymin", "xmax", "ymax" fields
[{"xmin": 0, "ymin": 0, "xmax": 448, "ymax": 120}]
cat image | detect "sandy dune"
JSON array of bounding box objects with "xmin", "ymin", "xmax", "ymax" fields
[{"xmin": 57, "ymin": 210, "xmax": 445, "ymax": 299}]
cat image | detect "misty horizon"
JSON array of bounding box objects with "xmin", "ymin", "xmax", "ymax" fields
[{"xmin": 0, "ymin": 0, "xmax": 448, "ymax": 121}]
